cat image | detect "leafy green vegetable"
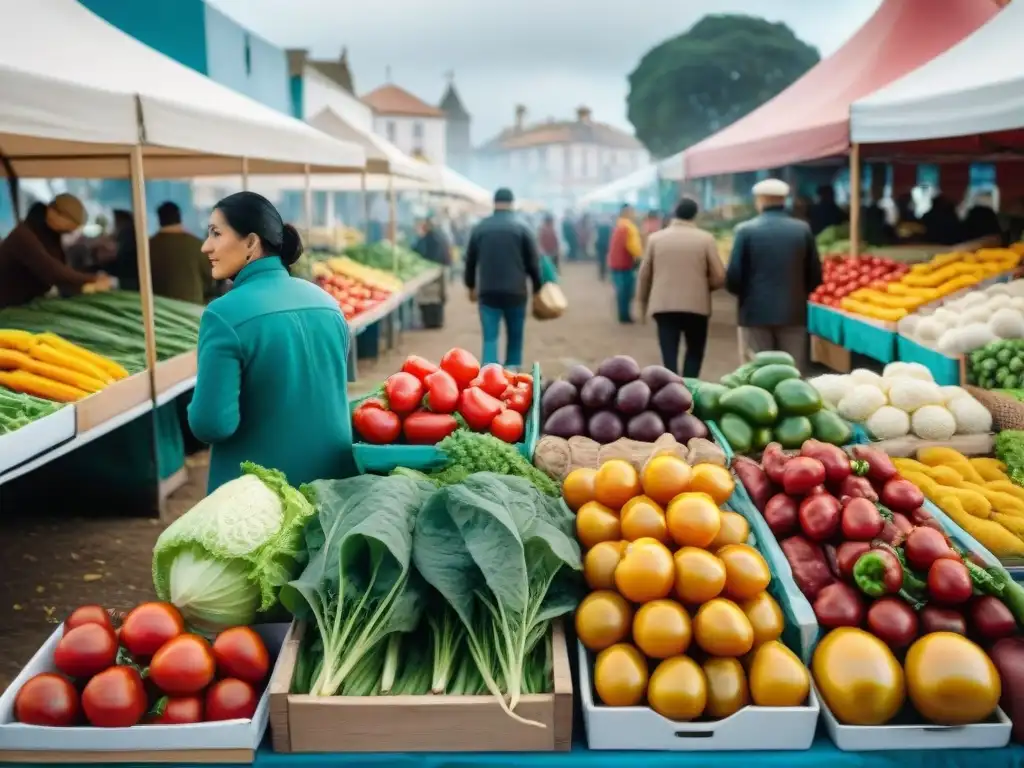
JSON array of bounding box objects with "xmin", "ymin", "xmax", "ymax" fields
[
  {"xmin": 996, "ymin": 430, "xmax": 1024, "ymax": 487},
  {"xmin": 341, "ymin": 242, "xmax": 435, "ymax": 280},
  {"xmin": 152, "ymin": 463, "xmax": 314, "ymax": 633},
  {"xmin": 412, "ymin": 473, "xmax": 581, "ymax": 725},
  {"xmin": 280, "ymin": 475, "xmax": 433, "ymax": 696}
]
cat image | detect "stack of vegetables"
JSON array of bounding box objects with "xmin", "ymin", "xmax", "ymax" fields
[
  {"xmin": 733, "ymin": 439, "xmax": 1024, "ymax": 728},
  {"xmin": 0, "ymin": 386, "xmax": 65, "ymax": 433},
  {"xmin": 0, "ymin": 329, "xmax": 128, "ymax": 402},
  {"xmin": 343, "ymin": 242, "xmax": 436, "ymax": 281},
  {"xmin": 809, "ymin": 255, "xmax": 908, "ymax": 309},
  {"xmin": 352, "ymin": 349, "xmax": 533, "ymax": 445},
  {"xmin": 900, "ymin": 280, "xmax": 1024, "ymax": 358},
  {"xmin": 810, "ymin": 362, "xmax": 993, "ymax": 441},
  {"xmin": 310, "ymin": 263, "xmax": 393, "ymax": 323},
  {"xmin": 542, "ymin": 356, "xmax": 707, "ymax": 445},
  {"xmin": 968, "ymin": 337, "xmax": 1024, "ymax": 390},
  {"xmin": 0, "ymin": 292, "xmax": 201, "ymax": 374},
  {"xmin": 899, "ymin": 447, "xmax": 1024, "ymax": 561},
  {"xmin": 313, "ymin": 257, "xmax": 405, "ymax": 292},
  {"xmin": 14, "ymin": 603, "xmax": 270, "ymax": 728},
  {"xmin": 840, "ymin": 248, "xmax": 1021, "ymax": 324},
  {"xmin": 571, "ymin": 455, "xmax": 812, "ymax": 720},
  {"xmin": 696, "ymin": 351, "xmax": 852, "ymax": 453}
]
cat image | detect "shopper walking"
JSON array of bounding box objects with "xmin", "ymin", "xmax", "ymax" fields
[
  {"xmin": 607, "ymin": 204, "xmax": 643, "ymax": 323},
  {"xmin": 538, "ymin": 214, "xmax": 561, "ymax": 272},
  {"xmin": 189, "ymin": 191, "xmax": 356, "ymax": 491},
  {"xmin": 463, "ymin": 188, "xmax": 542, "ymax": 369},
  {"xmin": 637, "ymin": 197, "xmax": 725, "ymax": 378},
  {"xmin": 726, "ymin": 179, "xmax": 822, "ymax": 373}
]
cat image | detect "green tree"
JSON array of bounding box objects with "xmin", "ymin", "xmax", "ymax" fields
[{"xmin": 627, "ymin": 15, "xmax": 820, "ymax": 158}]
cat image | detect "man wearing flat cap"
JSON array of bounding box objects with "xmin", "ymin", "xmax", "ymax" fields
[
  {"xmin": 0, "ymin": 194, "xmax": 112, "ymax": 308},
  {"xmin": 726, "ymin": 178, "xmax": 822, "ymax": 372}
]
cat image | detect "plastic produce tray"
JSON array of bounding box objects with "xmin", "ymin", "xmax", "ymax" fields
[{"xmin": 351, "ymin": 362, "xmax": 540, "ymax": 474}]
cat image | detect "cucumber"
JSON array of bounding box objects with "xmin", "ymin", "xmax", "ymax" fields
[
  {"xmin": 718, "ymin": 385, "xmax": 779, "ymax": 427},
  {"xmin": 774, "ymin": 416, "xmax": 814, "ymax": 450},
  {"xmin": 693, "ymin": 383, "xmax": 729, "ymax": 421},
  {"xmin": 773, "ymin": 379, "xmax": 823, "ymax": 417},
  {"xmin": 752, "ymin": 350, "xmax": 796, "ymax": 368},
  {"xmin": 749, "ymin": 364, "xmax": 801, "ymax": 393},
  {"xmin": 718, "ymin": 413, "xmax": 753, "ymax": 454}
]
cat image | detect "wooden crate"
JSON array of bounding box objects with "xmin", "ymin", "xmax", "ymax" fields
[
  {"xmin": 75, "ymin": 371, "xmax": 151, "ymax": 432},
  {"xmin": 810, "ymin": 335, "xmax": 851, "ymax": 373},
  {"xmin": 269, "ymin": 620, "xmax": 572, "ymax": 753},
  {"xmin": 154, "ymin": 350, "xmax": 197, "ymax": 395}
]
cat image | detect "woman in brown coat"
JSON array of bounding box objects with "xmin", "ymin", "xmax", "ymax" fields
[{"xmin": 637, "ymin": 197, "xmax": 725, "ymax": 378}]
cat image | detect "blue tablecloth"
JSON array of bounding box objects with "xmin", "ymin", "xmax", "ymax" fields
[
  {"xmin": 896, "ymin": 335, "xmax": 962, "ymax": 386},
  {"xmin": 808, "ymin": 304, "xmax": 845, "ymax": 345},
  {"xmin": 843, "ymin": 316, "xmax": 897, "ymax": 364}
]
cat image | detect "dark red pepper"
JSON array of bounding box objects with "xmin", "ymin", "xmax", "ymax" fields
[
  {"xmin": 459, "ymin": 387, "xmax": 504, "ymax": 431},
  {"xmin": 801, "ymin": 439, "xmax": 853, "ymax": 486},
  {"xmin": 838, "ymin": 474, "xmax": 879, "ymax": 502},
  {"xmin": 781, "ymin": 535, "xmax": 836, "ymax": 600},
  {"xmin": 762, "ymin": 443, "xmax": 789, "ymax": 485},
  {"xmin": 850, "ymin": 445, "xmax": 898, "ymax": 484},
  {"xmin": 880, "ymin": 478, "xmax": 925, "ymax": 513},
  {"xmin": 782, "ymin": 456, "xmax": 827, "ymax": 496}
]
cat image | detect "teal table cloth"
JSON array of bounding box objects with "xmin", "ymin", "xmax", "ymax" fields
[
  {"xmin": 808, "ymin": 304, "xmax": 844, "ymax": 346},
  {"xmin": 843, "ymin": 315, "xmax": 897, "ymax": 364}
]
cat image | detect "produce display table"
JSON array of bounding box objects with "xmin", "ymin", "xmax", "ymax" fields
[
  {"xmin": 841, "ymin": 315, "xmax": 897, "ymax": 364},
  {"xmin": 808, "ymin": 304, "xmax": 845, "ymax": 346},
  {"xmin": 895, "ymin": 336, "xmax": 962, "ymax": 386}
]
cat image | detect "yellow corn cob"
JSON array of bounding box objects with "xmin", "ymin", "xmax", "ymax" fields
[
  {"xmin": 29, "ymin": 344, "xmax": 113, "ymax": 384},
  {"xmin": 34, "ymin": 333, "xmax": 125, "ymax": 381},
  {"xmin": 0, "ymin": 329, "xmax": 37, "ymax": 353},
  {"xmin": 0, "ymin": 349, "xmax": 105, "ymax": 393},
  {"xmin": 0, "ymin": 370, "xmax": 88, "ymax": 402}
]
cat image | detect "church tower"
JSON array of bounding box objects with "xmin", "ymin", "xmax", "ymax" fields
[{"xmin": 439, "ymin": 73, "xmax": 472, "ymax": 176}]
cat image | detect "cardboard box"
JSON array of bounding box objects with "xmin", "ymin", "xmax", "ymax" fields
[
  {"xmin": 269, "ymin": 620, "xmax": 572, "ymax": 753},
  {"xmin": 0, "ymin": 623, "xmax": 290, "ymax": 764}
]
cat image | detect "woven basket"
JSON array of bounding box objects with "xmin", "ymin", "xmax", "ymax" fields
[{"xmin": 966, "ymin": 385, "xmax": 1024, "ymax": 431}]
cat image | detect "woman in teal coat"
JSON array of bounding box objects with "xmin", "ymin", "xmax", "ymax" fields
[{"xmin": 189, "ymin": 191, "xmax": 356, "ymax": 492}]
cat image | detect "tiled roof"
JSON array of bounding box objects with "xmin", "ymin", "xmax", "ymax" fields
[
  {"xmin": 479, "ymin": 118, "xmax": 644, "ymax": 152},
  {"xmin": 362, "ymin": 84, "xmax": 445, "ymax": 118}
]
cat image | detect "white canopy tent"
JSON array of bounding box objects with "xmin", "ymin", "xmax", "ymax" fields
[
  {"xmin": 0, "ymin": 0, "xmax": 365, "ymax": 179},
  {"xmin": 577, "ymin": 164, "xmax": 660, "ymax": 207},
  {"xmin": 307, "ymin": 108, "xmax": 431, "ymax": 182},
  {"xmin": 851, "ymin": 1, "xmax": 1024, "ymax": 146},
  {"xmin": 656, "ymin": 151, "xmax": 685, "ymax": 183}
]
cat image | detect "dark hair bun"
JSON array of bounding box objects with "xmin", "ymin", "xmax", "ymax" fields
[{"xmin": 280, "ymin": 224, "xmax": 304, "ymax": 266}]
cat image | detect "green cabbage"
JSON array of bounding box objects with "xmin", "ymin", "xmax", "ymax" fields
[{"xmin": 152, "ymin": 462, "xmax": 314, "ymax": 633}]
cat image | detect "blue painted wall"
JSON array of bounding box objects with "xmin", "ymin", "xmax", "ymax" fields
[
  {"xmin": 80, "ymin": 0, "xmax": 208, "ymax": 75},
  {"xmin": 204, "ymin": 4, "xmax": 291, "ymax": 113}
]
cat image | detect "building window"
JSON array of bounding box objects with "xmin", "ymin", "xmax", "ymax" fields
[
  {"xmin": 386, "ymin": 121, "xmax": 397, "ymax": 142},
  {"xmin": 244, "ymin": 34, "xmax": 252, "ymax": 76},
  {"xmin": 413, "ymin": 121, "xmax": 424, "ymax": 141}
]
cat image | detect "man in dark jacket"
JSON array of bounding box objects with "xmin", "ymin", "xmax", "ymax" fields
[
  {"xmin": 726, "ymin": 179, "xmax": 822, "ymax": 373},
  {"xmin": 463, "ymin": 188, "xmax": 542, "ymax": 368}
]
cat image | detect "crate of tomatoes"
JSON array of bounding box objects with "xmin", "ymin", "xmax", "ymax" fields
[
  {"xmin": 0, "ymin": 601, "xmax": 289, "ymax": 763},
  {"xmin": 350, "ymin": 347, "xmax": 540, "ymax": 474}
]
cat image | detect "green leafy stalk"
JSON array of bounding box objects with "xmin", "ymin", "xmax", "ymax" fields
[
  {"xmin": 428, "ymin": 607, "xmax": 464, "ymax": 694},
  {"xmin": 380, "ymin": 634, "xmax": 401, "ymax": 695}
]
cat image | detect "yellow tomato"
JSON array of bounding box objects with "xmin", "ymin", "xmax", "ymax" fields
[
  {"xmin": 640, "ymin": 455, "xmax": 692, "ymax": 505},
  {"xmin": 673, "ymin": 547, "xmax": 726, "ymax": 604},
  {"xmin": 575, "ymin": 590, "xmax": 633, "ymax": 652},
  {"xmin": 717, "ymin": 544, "xmax": 771, "ymax": 601},
  {"xmin": 584, "ymin": 541, "xmax": 626, "ymax": 591},
  {"xmin": 576, "ymin": 501, "xmax": 620, "ymax": 550},
  {"xmin": 620, "ymin": 496, "xmax": 669, "ymax": 543},
  {"xmin": 563, "ymin": 468, "xmax": 597, "ymax": 511},
  {"xmin": 710, "ymin": 511, "xmax": 750, "ymax": 549},
  {"xmin": 615, "ymin": 537, "xmax": 675, "ymax": 603},
  {"xmin": 647, "ymin": 656, "xmax": 707, "ymax": 721},
  {"xmin": 812, "ymin": 628, "xmax": 905, "ymax": 726},
  {"xmin": 702, "ymin": 657, "xmax": 750, "ymax": 718},
  {"xmin": 905, "ymin": 632, "xmax": 1001, "ymax": 725},
  {"xmin": 594, "ymin": 643, "xmax": 648, "ymax": 707},
  {"xmin": 693, "ymin": 598, "xmax": 754, "ymax": 657},
  {"xmin": 740, "ymin": 591, "xmax": 784, "ymax": 647},
  {"xmin": 594, "ymin": 459, "xmax": 642, "ymax": 511},
  {"xmin": 666, "ymin": 492, "xmax": 721, "ymax": 548},
  {"xmin": 749, "ymin": 641, "xmax": 810, "ymax": 707},
  {"xmin": 633, "ymin": 599, "xmax": 691, "ymax": 659},
  {"xmin": 688, "ymin": 463, "xmax": 735, "ymax": 505}
]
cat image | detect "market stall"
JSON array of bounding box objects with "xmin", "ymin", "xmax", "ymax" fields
[{"xmin": 0, "ymin": 0, "xmax": 366, "ymax": 507}]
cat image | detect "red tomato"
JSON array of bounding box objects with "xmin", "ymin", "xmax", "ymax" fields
[
  {"xmin": 458, "ymin": 387, "xmax": 504, "ymax": 431},
  {"xmin": 64, "ymin": 605, "xmax": 114, "ymax": 635},
  {"xmin": 54, "ymin": 623, "xmax": 118, "ymax": 679},
  {"xmin": 422, "ymin": 369, "xmax": 460, "ymax": 414},
  {"xmin": 383, "ymin": 372, "xmax": 424, "ymax": 416},
  {"xmin": 145, "ymin": 695, "xmax": 204, "ymax": 725},
  {"xmin": 440, "ymin": 347, "xmax": 480, "ymax": 389},
  {"xmin": 472, "ymin": 363, "xmax": 511, "ymax": 398},
  {"xmin": 212, "ymin": 627, "xmax": 271, "ymax": 685},
  {"xmin": 82, "ymin": 666, "xmax": 148, "ymax": 728},
  {"xmin": 352, "ymin": 398, "xmax": 401, "ymax": 444},
  {"xmin": 928, "ymin": 558, "xmax": 973, "ymax": 605},
  {"xmin": 402, "ymin": 410, "xmax": 459, "ymax": 444},
  {"xmin": 491, "ymin": 409, "xmax": 525, "ymax": 443},
  {"xmin": 15, "ymin": 673, "xmax": 81, "ymax": 726},
  {"xmin": 120, "ymin": 602, "xmax": 184, "ymax": 658},
  {"xmin": 401, "ymin": 355, "xmax": 438, "ymax": 381},
  {"xmin": 149, "ymin": 634, "xmax": 216, "ymax": 695},
  {"xmin": 205, "ymin": 678, "xmax": 258, "ymax": 721}
]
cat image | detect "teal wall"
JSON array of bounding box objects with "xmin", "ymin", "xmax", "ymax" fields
[
  {"xmin": 80, "ymin": 0, "xmax": 208, "ymax": 75},
  {"xmin": 204, "ymin": 4, "xmax": 291, "ymax": 114}
]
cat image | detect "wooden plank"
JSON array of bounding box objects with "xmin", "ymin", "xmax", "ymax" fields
[
  {"xmin": 154, "ymin": 350, "xmax": 197, "ymax": 395},
  {"xmin": 75, "ymin": 372, "xmax": 151, "ymax": 433}
]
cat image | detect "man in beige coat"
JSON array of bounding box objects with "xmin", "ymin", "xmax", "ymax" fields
[{"xmin": 637, "ymin": 197, "xmax": 725, "ymax": 378}]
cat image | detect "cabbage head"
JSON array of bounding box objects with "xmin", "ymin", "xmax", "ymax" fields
[{"xmin": 152, "ymin": 462, "xmax": 314, "ymax": 633}]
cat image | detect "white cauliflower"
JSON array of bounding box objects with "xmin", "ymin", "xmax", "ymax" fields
[
  {"xmin": 947, "ymin": 396, "xmax": 993, "ymax": 435},
  {"xmin": 865, "ymin": 406, "xmax": 911, "ymax": 440},
  {"xmin": 888, "ymin": 378, "xmax": 944, "ymax": 413},
  {"xmin": 838, "ymin": 384, "xmax": 887, "ymax": 423},
  {"xmin": 911, "ymin": 405, "xmax": 957, "ymax": 440}
]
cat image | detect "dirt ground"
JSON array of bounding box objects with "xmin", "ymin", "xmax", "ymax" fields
[{"xmin": 0, "ymin": 261, "xmax": 741, "ymax": 692}]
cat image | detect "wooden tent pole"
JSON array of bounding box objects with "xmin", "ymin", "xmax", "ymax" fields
[
  {"xmin": 850, "ymin": 143, "xmax": 862, "ymax": 258},
  {"xmin": 129, "ymin": 145, "xmax": 158, "ymax": 379},
  {"xmin": 388, "ymin": 174, "xmax": 397, "ymax": 273},
  {"xmin": 241, "ymin": 157, "xmax": 249, "ymax": 191}
]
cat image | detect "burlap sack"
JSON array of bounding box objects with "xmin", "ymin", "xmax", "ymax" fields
[{"xmin": 966, "ymin": 386, "xmax": 1024, "ymax": 431}]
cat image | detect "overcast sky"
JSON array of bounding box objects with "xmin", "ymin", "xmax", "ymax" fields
[{"xmin": 207, "ymin": 0, "xmax": 883, "ymax": 144}]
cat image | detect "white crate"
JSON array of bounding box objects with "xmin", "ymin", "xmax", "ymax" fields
[
  {"xmin": 817, "ymin": 681, "xmax": 1011, "ymax": 751},
  {"xmin": 0, "ymin": 407, "xmax": 76, "ymax": 476},
  {"xmin": 0, "ymin": 623, "xmax": 290, "ymax": 762},
  {"xmin": 578, "ymin": 642, "xmax": 819, "ymax": 751}
]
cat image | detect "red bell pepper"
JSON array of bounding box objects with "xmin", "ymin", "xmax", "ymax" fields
[
  {"xmin": 422, "ymin": 370, "xmax": 460, "ymax": 414},
  {"xmin": 503, "ymin": 387, "xmax": 531, "ymax": 415},
  {"xmin": 402, "ymin": 411, "xmax": 459, "ymax": 445},
  {"xmin": 440, "ymin": 347, "xmax": 480, "ymax": 389},
  {"xmin": 383, "ymin": 372, "xmax": 424, "ymax": 416},
  {"xmin": 401, "ymin": 355, "xmax": 439, "ymax": 382},
  {"xmin": 470, "ymin": 363, "xmax": 510, "ymax": 399},
  {"xmin": 459, "ymin": 386, "xmax": 504, "ymax": 431},
  {"xmin": 352, "ymin": 398, "xmax": 401, "ymax": 444}
]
